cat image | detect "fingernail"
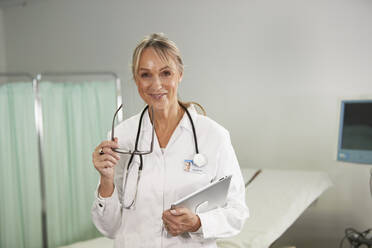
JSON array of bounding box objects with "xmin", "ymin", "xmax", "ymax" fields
[{"xmin": 170, "ymin": 209, "xmax": 177, "ymax": 215}]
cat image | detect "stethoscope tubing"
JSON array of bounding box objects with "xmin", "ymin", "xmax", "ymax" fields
[
  {"xmin": 179, "ymin": 103, "xmax": 199, "ymax": 154},
  {"xmin": 122, "ymin": 103, "xmax": 199, "ymax": 209}
]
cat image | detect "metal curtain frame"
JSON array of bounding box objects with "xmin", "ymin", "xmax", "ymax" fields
[
  {"xmin": 1, "ymin": 71, "xmax": 123, "ymax": 248},
  {"xmin": 0, "ymin": 72, "xmax": 48, "ymax": 248}
]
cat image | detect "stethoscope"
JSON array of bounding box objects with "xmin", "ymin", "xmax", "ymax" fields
[{"xmin": 121, "ymin": 103, "xmax": 207, "ymax": 209}]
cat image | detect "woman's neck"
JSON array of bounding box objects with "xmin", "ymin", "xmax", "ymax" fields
[{"xmin": 151, "ymin": 102, "xmax": 184, "ymax": 148}]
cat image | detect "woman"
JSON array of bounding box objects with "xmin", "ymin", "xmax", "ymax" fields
[{"xmin": 91, "ymin": 33, "xmax": 248, "ymax": 248}]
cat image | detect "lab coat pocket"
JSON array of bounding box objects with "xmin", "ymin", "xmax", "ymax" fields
[{"xmin": 116, "ymin": 232, "xmax": 140, "ymax": 248}]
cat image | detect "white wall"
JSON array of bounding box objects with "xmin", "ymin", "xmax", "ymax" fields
[
  {"xmin": 2, "ymin": 0, "xmax": 372, "ymax": 247},
  {"xmin": 0, "ymin": 9, "xmax": 6, "ymax": 72}
]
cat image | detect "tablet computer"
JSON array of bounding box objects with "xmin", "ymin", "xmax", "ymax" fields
[{"xmin": 171, "ymin": 175, "xmax": 232, "ymax": 214}]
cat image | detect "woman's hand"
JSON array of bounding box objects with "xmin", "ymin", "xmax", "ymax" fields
[
  {"xmin": 92, "ymin": 138, "xmax": 120, "ymax": 182},
  {"xmin": 162, "ymin": 207, "xmax": 201, "ymax": 236}
]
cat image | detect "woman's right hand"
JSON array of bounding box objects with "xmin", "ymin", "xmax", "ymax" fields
[{"xmin": 92, "ymin": 138, "xmax": 120, "ymax": 181}]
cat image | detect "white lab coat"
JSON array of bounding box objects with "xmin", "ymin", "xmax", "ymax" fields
[{"xmin": 91, "ymin": 105, "xmax": 249, "ymax": 248}]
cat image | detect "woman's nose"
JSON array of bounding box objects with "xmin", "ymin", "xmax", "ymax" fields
[{"xmin": 150, "ymin": 75, "xmax": 162, "ymax": 89}]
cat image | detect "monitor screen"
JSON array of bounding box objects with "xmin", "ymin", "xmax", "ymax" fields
[
  {"xmin": 338, "ymin": 100, "xmax": 372, "ymax": 164},
  {"xmin": 341, "ymin": 102, "xmax": 372, "ymax": 150}
]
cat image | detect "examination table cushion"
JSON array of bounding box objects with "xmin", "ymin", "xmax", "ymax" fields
[{"xmin": 216, "ymin": 168, "xmax": 332, "ymax": 248}]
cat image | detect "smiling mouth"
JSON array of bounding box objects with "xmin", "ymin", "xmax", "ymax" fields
[{"xmin": 149, "ymin": 93, "xmax": 166, "ymax": 100}]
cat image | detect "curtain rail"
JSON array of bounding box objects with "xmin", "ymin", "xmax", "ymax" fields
[
  {"xmin": 0, "ymin": 72, "xmax": 34, "ymax": 80},
  {"xmin": 37, "ymin": 71, "xmax": 119, "ymax": 78}
]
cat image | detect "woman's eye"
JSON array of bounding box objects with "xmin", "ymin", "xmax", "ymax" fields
[
  {"xmin": 141, "ymin": 73, "xmax": 150, "ymax": 78},
  {"xmin": 161, "ymin": 70, "xmax": 171, "ymax": 77}
]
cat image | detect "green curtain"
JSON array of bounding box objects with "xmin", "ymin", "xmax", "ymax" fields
[
  {"xmin": 39, "ymin": 81, "xmax": 116, "ymax": 248},
  {"xmin": 0, "ymin": 81, "xmax": 116, "ymax": 248},
  {"xmin": 0, "ymin": 82, "xmax": 42, "ymax": 248}
]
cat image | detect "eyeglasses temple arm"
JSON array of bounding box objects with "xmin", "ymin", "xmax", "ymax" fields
[{"xmin": 111, "ymin": 104, "xmax": 123, "ymax": 141}]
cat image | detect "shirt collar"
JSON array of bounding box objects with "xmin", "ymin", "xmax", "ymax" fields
[
  {"xmin": 141, "ymin": 104, "xmax": 198, "ymax": 133},
  {"xmin": 179, "ymin": 104, "xmax": 198, "ymax": 133}
]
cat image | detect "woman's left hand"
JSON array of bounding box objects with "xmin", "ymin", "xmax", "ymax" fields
[{"xmin": 162, "ymin": 207, "xmax": 201, "ymax": 236}]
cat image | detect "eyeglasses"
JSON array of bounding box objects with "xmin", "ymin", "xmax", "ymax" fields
[
  {"xmin": 110, "ymin": 104, "xmax": 155, "ymax": 209},
  {"xmin": 111, "ymin": 104, "xmax": 155, "ymax": 155}
]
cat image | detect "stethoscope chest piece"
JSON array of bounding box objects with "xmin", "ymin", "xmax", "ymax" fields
[{"xmin": 193, "ymin": 153, "xmax": 207, "ymax": 167}]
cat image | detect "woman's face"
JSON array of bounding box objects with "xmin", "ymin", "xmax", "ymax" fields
[{"xmin": 135, "ymin": 47, "xmax": 182, "ymax": 112}]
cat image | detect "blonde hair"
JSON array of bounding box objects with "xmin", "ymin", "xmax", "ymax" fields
[{"xmin": 131, "ymin": 33, "xmax": 206, "ymax": 116}]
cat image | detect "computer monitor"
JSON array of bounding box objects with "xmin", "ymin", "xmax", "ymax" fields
[{"xmin": 337, "ymin": 99, "xmax": 372, "ymax": 164}]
